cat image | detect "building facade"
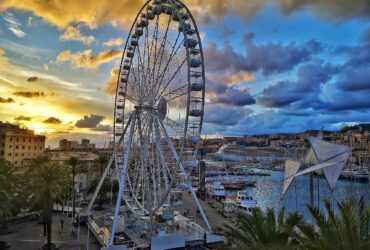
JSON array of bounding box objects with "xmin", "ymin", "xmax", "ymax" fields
[{"xmin": 0, "ymin": 122, "xmax": 46, "ymax": 167}]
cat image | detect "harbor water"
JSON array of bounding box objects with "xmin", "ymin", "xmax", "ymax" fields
[{"xmin": 227, "ymin": 168, "xmax": 370, "ymax": 219}]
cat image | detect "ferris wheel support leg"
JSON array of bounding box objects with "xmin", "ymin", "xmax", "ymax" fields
[
  {"xmin": 157, "ymin": 119, "xmax": 212, "ymax": 232},
  {"xmin": 85, "ymin": 113, "xmax": 134, "ymax": 216},
  {"xmin": 109, "ymin": 112, "xmax": 137, "ymax": 246}
]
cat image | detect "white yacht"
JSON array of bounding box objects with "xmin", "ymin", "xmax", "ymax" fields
[
  {"xmin": 206, "ymin": 183, "xmax": 226, "ymax": 198},
  {"xmin": 235, "ymin": 190, "xmax": 257, "ymax": 216}
]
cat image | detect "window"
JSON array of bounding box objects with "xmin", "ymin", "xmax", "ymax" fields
[
  {"xmin": 15, "ymin": 153, "xmax": 18, "ymax": 156},
  {"xmin": 1, "ymin": 150, "xmax": 3, "ymax": 155},
  {"xmin": 10, "ymin": 138, "xmax": 13, "ymax": 142},
  {"xmin": 9, "ymin": 145, "xmax": 12, "ymax": 149},
  {"xmin": 16, "ymin": 145, "xmax": 18, "ymax": 149},
  {"xmin": 1, "ymin": 143, "xmax": 4, "ymax": 147},
  {"xmin": 21, "ymin": 153, "xmax": 24, "ymax": 156},
  {"xmin": 16, "ymin": 138, "xmax": 19, "ymax": 142},
  {"xmin": 15, "ymin": 161, "xmax": 17, "ymax": 164},
  {"xmin": 40, "ymin": 146, "xmax": 42, "ymax": 150},
  {"xmin": 28, "ymin": 146, "xmax": 31, "ymax": 150},
  {"xmin": 23, "ymin": 138, "xmax": 25, "ymax": 142},
  {"xmin": 8, "ymin": 153, "xmax": 11, "ymax": 156},
  {"xmin": 22, "ymin": 146, "xmax": 25, "ymax": 149},
  {"xmin": 29, "ymin": 139, "xmax": 31, "ymax": 143}
]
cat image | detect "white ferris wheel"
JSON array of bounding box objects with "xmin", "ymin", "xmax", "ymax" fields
[{"xmin": 86, "ymin": 0, "xmax": 212, "ymax": 247}]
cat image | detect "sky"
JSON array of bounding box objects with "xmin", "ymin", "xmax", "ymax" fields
[{"xmin": 0, "ymin": 0, "xmax": 369, "ymax": 148}]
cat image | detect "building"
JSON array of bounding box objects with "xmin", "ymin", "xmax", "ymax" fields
[
  {"xmin": 59, "ymin": 138, "xmax": 96, "ymax": 150},
  {"xmin": 0, "ymin": 121, "xmax": 46, "ymax": 167},
  {"xmin": 46, "ymin": 150, "xmax": 100, "ymax": 193}
]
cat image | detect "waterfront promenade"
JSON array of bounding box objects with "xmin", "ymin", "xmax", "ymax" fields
[{"xmin": 1, "ymin": 213, "xmax": 100, "ymax": 250}]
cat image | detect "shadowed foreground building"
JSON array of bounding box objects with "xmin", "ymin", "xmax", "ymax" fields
[{"xmin": 0, "ymin": 121, "xmax": 45, "ymax": 168}]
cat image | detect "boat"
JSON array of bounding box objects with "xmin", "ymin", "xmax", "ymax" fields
[
  {"xmin": 235, "ymin": 190, "xmax": 258, "ymax": 206},
  {"xmin": 206, "ymin": 183, "xmax": 226, "ymax": 198},
  {"xmin": 234, "ymin": 190, "xmax": 257, "ymax": 216},
  {"xmin": 205, "ymin": 172, "xmax": 256, "ymax": 189},
  {"xmin": 341, "ymin": 167, "xmax": 369, "ymax": 182}
]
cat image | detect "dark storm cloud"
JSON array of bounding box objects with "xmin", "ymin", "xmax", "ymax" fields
[
  {"xmin": 75, "ymin": 114, "xmax": 105, "ymax": 128},
  {"xmin": 0, "ymin": 97, "xmax": 15, "ymax": 103},
  {"xmin": 27, "ymin": 76, "xmax": 38, "ymax": 82},
  {"xmin": 214, "ymin": 87, "xmax": 256, "ymax": 106},
  {"xmin": 14, "ymin": 115, "xmax": 32, "ymax": 121},
  {"xmin": 204, "ymin": 43, "xmax": 249, "ymax": 73},
  {"xmin": 204, "ymin": 105, "xmax": 252, "ymax": 126},
  {"xmin": 43, "ymin": 117, "xmax": 62, "ymax": 124},
  {"xmin": 258, "ymin": 62, "xmax": 335, "ymax": 108},
  {"xmin": 13, "ymin": 91, "xmax": 46, "ymax": 98},
  {"xmin": 204, "ymin": 38, "xmax": 321, "ymax": 77},
  {"xmin": 244, "ymin": 38, "xmax": 322, "ymax": 76}
]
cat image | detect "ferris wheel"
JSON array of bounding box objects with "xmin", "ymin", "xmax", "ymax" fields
[{"xmin": 86, "ymin": 0, "xmax": 210, "ymax": 246}]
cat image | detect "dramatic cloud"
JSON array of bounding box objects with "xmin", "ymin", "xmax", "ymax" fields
[
  {"xmin": 212, "ymin": 87, "xmax": 256, "ymax": 106},
  {"xmin": 0, "ymin": 97, "xmax": 15, "ymax": 103},
  {"xmin": 43, "ymin": 117, "xmax": 62, "ymax": 124},
  {"xmin": 1, "ymin": 0, "xmax": 368, "ymax": 31},
  {"xmin": 27, "ymin": 76, "xmax": 38, "ymax": 82},
  {"xmin": 105, "ymin": 67, "xmax": 119, "ymax": 95},
  {"xmin": 75, "ymin": 114, "xmax": 105, "ymax": 128},
  {"xmin": 103, "ymin": 37, "xmax": 123, "ymax": 47},
  {"xmin": 244, "ymin": 36, "xmax": 322, "ymax": 76},
  {"xmin": 56, "ymin": 49, "xmax": 122, "ymax": 69},
  {"xmin": 0, "ymin": 0, "xmax": 144, "ymax": 29},
  {"xmin": 14, "ymin": 115, "xmax": 31, "ymax": 121},
  {"xmin": 186, "ymin": 0, "xmax": 370, "ymax": 24},
  {"xmin": 205, "ymin": 105, "xmax": 252, "ymax": 126},
  {"xmin": 59, "ymin": 26, "xmax": 95, "ymax": 45},
  {"xmin": 13, "ymin": 91, "xmax": 47, "ymax": 98},
  {"xmin": 258, "ymin": 62, "xmax": 335, "ymax": 108}
]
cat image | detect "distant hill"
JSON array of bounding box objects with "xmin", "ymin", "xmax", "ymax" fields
[{"xmin": 339, "ymin": 124, "xmax": 370, "ymax": 133}]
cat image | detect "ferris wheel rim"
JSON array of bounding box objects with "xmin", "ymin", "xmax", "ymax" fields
[{"xmin": 113, "ymin": 0, "xmax": 206, "ymax": 215}]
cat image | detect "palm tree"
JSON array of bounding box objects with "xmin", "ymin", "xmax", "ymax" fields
[
  {"xmin": 295, "ymin": 197, "xmax": 370, "ymax": 250},
  {"xmin": 95, "ymin": 155, "xmax": 107, "ymax": 209},
  {"xmin": 27, "ymin": 160, "xmax": 69, "ymax": 250},
  {"xmin": 224, "ymin": 207, "xmax": 303, "ymax": 249},
  {"xmin": 66, "ymin": 156, "xmax": 80, "ymax": 218},
  {"xmin": 0, "ymin": 160, "xmax": 18, "ymax": 249}
]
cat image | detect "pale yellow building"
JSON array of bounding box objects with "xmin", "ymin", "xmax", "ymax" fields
[{"xmin": 0, "ymin": 122, "xmax": 46, "ymax": 167}]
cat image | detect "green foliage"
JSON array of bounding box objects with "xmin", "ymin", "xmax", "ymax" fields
[
  {"xmin": 0, "ymin": 159, "xmax": 18, "ymax": 219},
  {"xmin": 295, "ymin": 197, "xmax": 370, "ymax": 250},
  {"xmin": 26, "ymin": 160, "xmax": 70, "ymax": 212},
  {"xmin": 224, "ymin": 207, "xmax": 302, "ymax": 249}
]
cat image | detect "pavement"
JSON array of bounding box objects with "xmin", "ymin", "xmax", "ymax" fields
[
  {"xmin": 0, "ymin": 212, "xmax": 100, "ymax": 250},
  {"xmin": 181, "ymin": 191, "xmax": 235, "ymax": 232}
]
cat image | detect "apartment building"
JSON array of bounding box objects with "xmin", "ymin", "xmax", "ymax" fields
[{"xmin": 0, "ymin": 122, "xmax": 46, "ymax": 167}]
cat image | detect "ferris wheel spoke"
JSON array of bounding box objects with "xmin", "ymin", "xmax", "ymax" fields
[
  {"xmin": 152, "ymin": 37, "xmax": 184, "ymax": 98},
  {"xmin": 155, "ymin": 57, "xmax": 187, "ymax": 103},
  {"xmin": 151, "ymin": 17, "xmax": 172, "ymax": 93},
  {"xmin": 164, "ymin": 83, "xmax": 189, "ymax": 102}
]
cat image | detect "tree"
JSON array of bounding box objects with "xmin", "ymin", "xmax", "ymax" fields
[
  {"xmin": 295, "ymin": 197, "xmax": 370, "ymax": 250},
  {"xmin": 27, "ymin": 160, "xmax": 69, "ymax": 250},
  {"xmin": 66, "ymin": 156, "xmax": 80, "ymax": 218},
  {"xmin": 224, "ymin": 207, "xmax": 303, "ymax": 249},
  {"xmin": 0, "ymin": 160, "xmax": 18, "ymax": 249}
]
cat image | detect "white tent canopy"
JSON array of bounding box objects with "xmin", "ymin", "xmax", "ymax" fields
[
  {"xmin": 282, "ymin": 135, "xmax": 351, "ymax": 196},
  {"xmin": 282, "ymin": 160, "xmax": 301, "ymax": 197}
]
